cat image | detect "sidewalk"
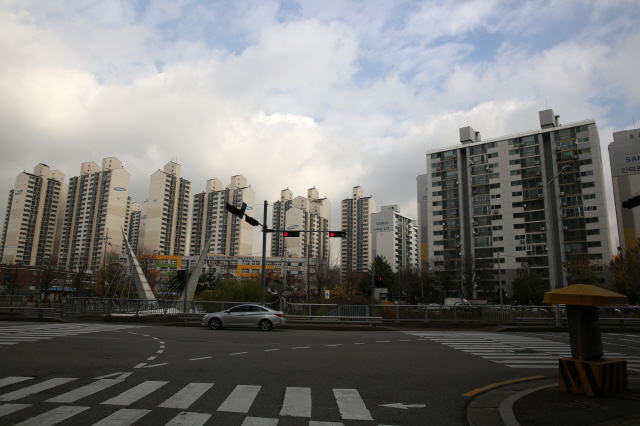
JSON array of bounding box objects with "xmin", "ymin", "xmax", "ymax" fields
[{"xmin": 467, "ymin": 373, "xmax": 640, "ymax": 426}]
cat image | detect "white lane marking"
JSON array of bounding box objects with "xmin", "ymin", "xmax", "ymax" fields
[
  {"xmin": 160, "ymin": 345, "xmax": 165, "ymax": 349},
  {"xmin": 159, "ymin": 341, "xmax": 165, "ymax": 344},
  {"xmin": 506, "ymin": 365, "xmax": 559, "ymax": 368},
  {"xmin": 46, "ymin": 379, "xmax": 123, "ymax": 403},
  {"xmin": 12, "ymin": 405, "xmax": 89, "ymax": 426},
  {"xmin": 217, "ymin": 385, "xmax": 261, "ymax": 413},
  {"xmin": 280, "ymin": 387, "xmax": 311, "ymax": 417},
  {"xmin": 142, "ymin": 335, "xmax": 150, "ymax": 337},
  {"xmin": 326, "ymin": 344, "xmax": 342, "ymax": 347},
  {"xmin": 92, "ymin": 408, "xmax": 150, "ymax": 426},
  {"xmin": 101, "ymin": 381, "xmax": 168, "ymax": 406},
  {"xmin": 0, "ymin": 403, "xmax": 30, "ymax": 418},
  {"xmin": 143, "ymin": 363, "xmax": 168, "ymax": 368},
  {"xmin": 264, "ymin": 349, "xmax": 279, "ymax": 352},
  {"xmin": 159, "ymin": 383, "xmax": 214, "ymax": 409},
  {"xmin": 493, "ymin": 360, "xmax": 558, "ymax": 364},
  {"xmin": 147, "ymin": 356, "xmax": 157, "ymax": 361},
  {"xmin": 117, "ymin": 373, "xmax": 133, "ymax": 380},
  {"xmin": 0, "ymin": 378, "xmax": 77, "ymax": 401},
  {"xmin": 398, "ymin": 339, "xmax": 411, "ymax": 341},
  {"xmin": 189, "ymin": 356, "xmax": 213, "ymax": 361},
  {"xmin": 292, "ymin": 347, "xmax": 309, "ymax": 349},
  {"xmin": 354, "ymin": 343, "xmax": 365, "ymax": 345},
  {"xmin": 230, "ymin": 352, "xmax": 248, "ymax": 356},
  {"xmin": 0, "ymin": 377, "xmax": 33, "ymax": 388},
  {"xmin": 333, "ymin": 389, "xmax": 373, "ymax": 421},
  {"xmin": 152, "ymin": 337, "xmax": 159, "ymax": 340},
  {"xmin": 156, "ymin": 350, "xmax": 164, "ymax": 354},
  {"xmin": 128, "ymin": 332, "xmax": 137, "ymax": 335},
  {"xmin": 133, "ymin": 363, "xmax": 146, "ymax": 369},
  {"xmin": 165, "ymin": 411, "xmax": 212, "ymax": 426},
  {"xmin": 309, "ymin": 422, "xmax": 344, "ymax": 426},
  {"xmin": 241, "ymin": 417, "xmax": 278, "ymax": 426},
  {"xmin": 376, "ymin": 341, "xmax": 391, "ymax": 343},
  {"xmin": 93, "ymin": 373, "xmax": 123, "ymax": 380}
]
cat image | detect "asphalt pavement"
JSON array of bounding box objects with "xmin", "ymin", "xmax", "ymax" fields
[{"xmin": 0, "ymin": 317, "xmax": 639, "ymax": 425}]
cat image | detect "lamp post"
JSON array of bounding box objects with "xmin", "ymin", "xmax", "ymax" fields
[{"xmin": 547, "ymin": 164, "xmax": 571, "ymax": 327}]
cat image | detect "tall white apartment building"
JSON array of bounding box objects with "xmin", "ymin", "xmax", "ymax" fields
[
  {"xmin": 371, "ymin": 205, "xmax": 419, "ymax": 272},
  {"xmin": 341, "ymin": 186, "xmax": 376, "ymax": 273},
  {"xmin": 58, "ymin": 157, "xmax": 131, "ymax": 271},
  {"xmin": 609, "ymin": 128, "xmax": 640, "ymax": 253},
  {"xmin": 271, "ymin": 188, "xmax": 331, "ymax": 260},
  {"xmin": 138, "ymin": 161, "xmax": 190, "ymax": 256},
  {"xmin": 127, "ymin": 202, "xmax": 142, "ymax": 254},
  {"xmin": 0, "ymin": 164, "xmax": 67, "ymax": 265},
  {"xmin": 420, "ymin": 109, "xmax": 612, "ymax": 296},
  {"xmin": 190, "ymin": 175, "xmax": 255, "ymax": 256}
]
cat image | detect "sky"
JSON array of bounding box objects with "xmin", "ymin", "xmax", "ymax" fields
[{"xmin": 1, "ymin": 0, "xmax": 639, "ymax": 260}]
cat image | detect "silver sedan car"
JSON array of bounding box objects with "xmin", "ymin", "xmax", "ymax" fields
[{"xmin": 201, "ymin": 304, "xmax": 286, "ymax": 331}]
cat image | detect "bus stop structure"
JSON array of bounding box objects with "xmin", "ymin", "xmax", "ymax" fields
[{"xmin": 544, "ymin": 284, "xmax": 629, "ymax": 396}]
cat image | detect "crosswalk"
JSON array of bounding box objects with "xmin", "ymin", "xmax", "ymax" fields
[
  {"xmin": 0, "ymin": 376, "xmax": 387, "ymax": 425},
  {"xmin": 0, "ymin": 324, "xmax": 148, "ymax": 347},
  {"xmin": 403, "ymin": 331, "xmax": 640, "ymax": 371}
]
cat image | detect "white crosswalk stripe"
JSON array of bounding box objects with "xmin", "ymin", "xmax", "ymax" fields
[
  {"xmin": 0, "ymin": 376, "xmax": 381, "ymax": 425},
  {"xmin": 0, "ymin": 324, "xmax": 148, "ymax": 347},
  {"xmin": 404, "ymin": 331, "xmax": 638, "ymax": 370}
]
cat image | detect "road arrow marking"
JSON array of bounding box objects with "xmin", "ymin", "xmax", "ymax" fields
[{"xmin": 379, "ymin": 403, "xmax": 426, "ymax": 410}]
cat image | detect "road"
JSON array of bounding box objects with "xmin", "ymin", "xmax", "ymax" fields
[{"xmin": 0, "ymin": 322, "xmax": 638, "ymax": 425}]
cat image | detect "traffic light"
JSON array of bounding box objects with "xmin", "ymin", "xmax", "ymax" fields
[
  {"xmin": 283, "ymin": 231, "xmax": 300, "ymax": 237},
  {"xmin": 622, "ymin": 196, "xmax": 640, "ymax": 209},
  {"xmin": 375, "ymin": 275, "xmax": 384, "ymax": 285},
  {"xmin": 176, "ymin": 270, "xmax": 187, "ymax": 283},
  {"xmin": 329, "ymin": 231, "xmax": 346, "ymax": 237}
]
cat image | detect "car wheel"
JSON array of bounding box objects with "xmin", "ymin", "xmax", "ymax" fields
[
  {"xmin": 259, "ymin": 319, "xmax": 273, "ymax": 331},
  {"xmin": 209, "ymin": 318, "xmax": 222, "ymax": 330}
]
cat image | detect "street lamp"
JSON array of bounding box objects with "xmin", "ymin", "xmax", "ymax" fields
[{"xmin": 547, "ymin": 163, "xmax": 571, "ymax": 327}]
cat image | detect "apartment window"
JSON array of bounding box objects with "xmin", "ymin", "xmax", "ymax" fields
[
  {"xmin": 586, "ymin": 229, "xmax": 600, "ymax": 235},
  {"xmin": 585, "ymin": 217, "xmax": 599, "ymax": 224},
  {"xmin": 511, "ymin": 180, "xmax": 522, "ymax": 186},
  {"xmin": 513, "ymin": 213, "xmax": 524, "ymax": 219},
  {"xmin": 581, "ymin": 171, "xmax": 594, "ymax": 177},
  {"xmin": 512, "ymin": 191, "xmax": 523, "ymax": 197},
  {"xmin": 582, "ymin": 182, "xmax": 595, "ymax": 189},
  {"xmin": 587, "ymin": 241, "xmax": 601, "ymax": 248},
  {"xmin": 584, "ymin": 194, "xmax": 596, "ymax": 200},
  {"xmin": 584, "ymin": 206, "xmax": 597, "ymax": 212}
]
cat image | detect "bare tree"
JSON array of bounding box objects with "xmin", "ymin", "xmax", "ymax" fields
[
  {"xmin": 339, "ymin": 269, "xmax": 361, "ymax": 301},
  {"xmin": 2, "ymin": 265, "xmax": 30, "ymax": 295},
  {"xmin": 311, "ymin": 258, "xmax": 340, "ymax": 299},
  {"xmin": 429, "ymin": 256, "xmax": 459, "ymax": 301},
  {"xmin": 38, "ymin": 256, "xmax": 60, "ymax": 300},
  {"xmin": 136, "ymin": 246, "xmax": 160, "ymax": 292}
]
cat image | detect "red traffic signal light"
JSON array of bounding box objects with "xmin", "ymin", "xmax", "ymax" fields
[
  {"xmin": 283, "ymin": 231, "xmax": 300, "ymax": 237},
  {"xmin": 375, "ymin": 275, "xmax": 383, "ymax": 284},
  {"xmin": 329, "ymin": 231, "xmax": 346, "ymax": 237}
]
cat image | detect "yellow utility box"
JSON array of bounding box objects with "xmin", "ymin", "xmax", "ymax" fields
[{"xmin": 544, "ymin": 284, "xmax": 629, "ymax": 396}]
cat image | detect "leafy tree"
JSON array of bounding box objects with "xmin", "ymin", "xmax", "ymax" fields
[
  {"xmin": 359, "ymin": 255, "xmax": 396, "ymax": 297},
  {"xmin": 610, "ymin": 238, "xmax": 640, "ymax": 304},
  {"xmin": 564, "ymin": 253, "xmax": 602, "ymax": 286},
  {"xmin": 510, "ymin": 267, "xmax": 544, "ymax": 305}
]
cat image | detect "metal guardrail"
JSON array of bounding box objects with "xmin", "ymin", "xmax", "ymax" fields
[{"xmin": 56, "ymin": 299, "xmax": 640, "ymax": 327}]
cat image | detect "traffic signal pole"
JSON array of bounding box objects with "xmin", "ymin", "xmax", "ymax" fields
[{"xmin": 261, "ymin": 200, "xmax": 268, "ymax": 306}]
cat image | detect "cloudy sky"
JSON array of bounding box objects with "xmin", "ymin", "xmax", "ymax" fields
[{"xmin": 1, "ymin": 0, "xmax": 639, "ymax": 259}]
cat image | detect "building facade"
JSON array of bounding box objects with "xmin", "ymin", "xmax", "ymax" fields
[
  {"xmin": 271, "ymin": 188, "xmax": 331, "ymax": 261},
  {"xmin": 138, "ymin": 161, "xmax": 190, "ymax": 256},
  {"xmin": 127, "ymin": 202, "xmax": 142, "ymax": 254},
  {"xmin": 58, "ymin": 157, "xmax": 131, "ymax": 272},
  {"xmin": 371, "ymin": 205, "xmax": 419, "ymax": 272},
  {"xmin": 341, "ymin": 186, "xmax": 376, "ymax": 273},
  {"xmin": 189, "ymin": 175, "xmax": 255, "ymax": 257},
  {"xmin": 420, "ymin": 109, "xmax": 612, "ymax": 298},
  {"xmin": 0, "ymin": 164, "xmax": 67, "ymax": 265},
  {"xmin": 609, "ymin": 128, "xmax": 640, "ymax": 253}
]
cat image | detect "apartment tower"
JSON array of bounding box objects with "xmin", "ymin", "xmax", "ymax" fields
[
  {"xmin": 138, "ymin": 161, "xmax": 190, "ymax": 256},
  {"xmin": 341, "ymin": 186, "xmax": 376, "ymax": 273},
  {"xmin": 58, "ymin": 157, "xmax": 131, "ymax": 271},
  {"xmin": 127, "ymin": 202, "xmax": 142, "ymax": 254},
  {"xmin": 190, "ymin": 175, "xmax": 255, "ymax": 256},
  {"xmin": 371, "ymin": 205, "xmax": 419, "ymax": 272},
  {"xmin": 609, "ymin": 128, "xmax": 640, "ymax": 252},
  {"xmin": 271, "ymin": 188, "xmax": 331, "ymax": 260},
  {"xmin": 420, "ymin": 109, "xmax": 612, "ymax": 297},
  {"xmin": 0, "ymin": 164, "xmax": 67, "ymax": 265}
]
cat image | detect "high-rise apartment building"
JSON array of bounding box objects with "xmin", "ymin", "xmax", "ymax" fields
[
  {"xmin": 371, "ymin": 205, "xmax": 419, "ymax": 272},
  {"xmin": 127, "ymin": 202, "xmax": 142, "ymax": 254},
  {"xmin": 138, "ymin": 162, "xmax": 190, "ymax": 256},
  {"xmin": 190, "ymin": 175, "xmax": 255, "ymax": 256},
  {"xmin": 0, "ymin": 164, "xmax": 67, "ymax": 265},
  {"xmin": 271, "ymin": 188, "xmax": 331, "ymax": 260},
  {"xmin": 58, "ymin": 157, "xmax": 131, "ymax": 271},
  {"xmin": 341, "ymin": 186, "xmax": 376, "ymax": 273},
  {"xmin": 609, "ymin": 128, "xmax": 640, "ymax": 253},
  {"xmin": 420, "ymin": 109, "xmax": 612, "ymax": 296}
]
